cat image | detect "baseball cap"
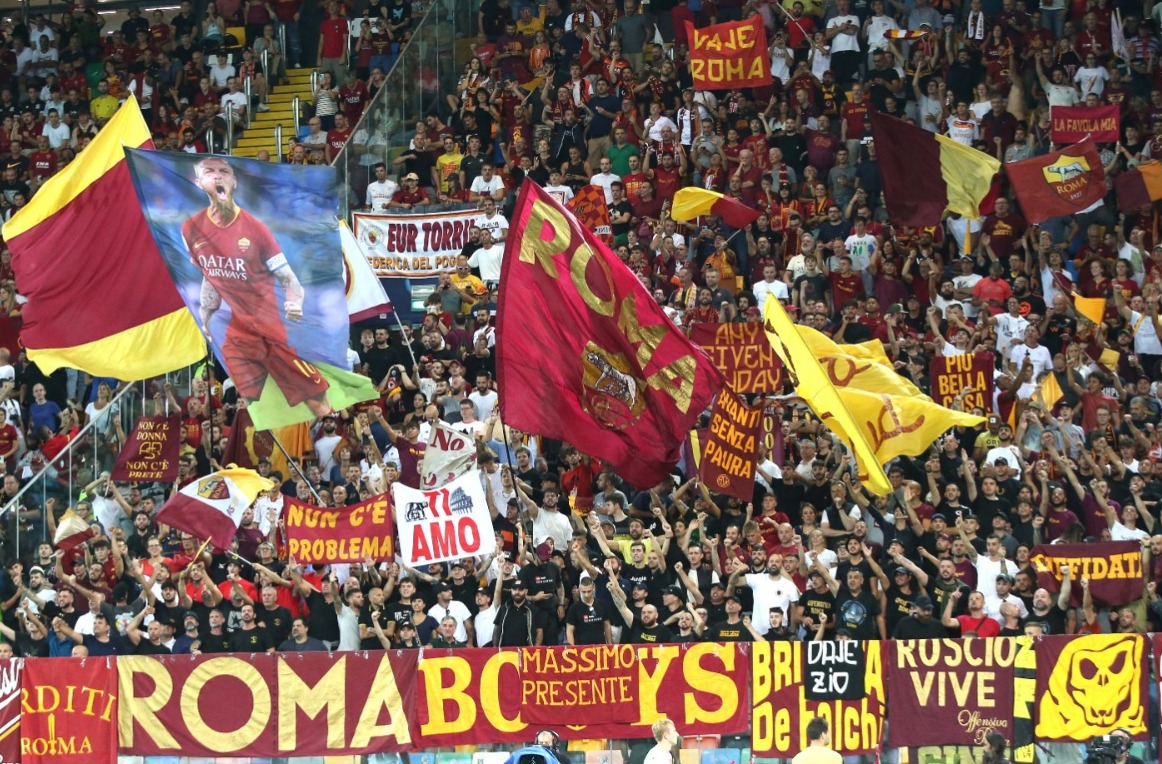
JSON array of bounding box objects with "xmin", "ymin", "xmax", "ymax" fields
[
  {"xmin": 893, "ymin": 566, "xmax": 909, "ymax": 576},
  {"xmin": 912, "ymin": 594, "xmax": 934, "ymax": 610},
  {"xmin": 511, "ymin": 580, "xmax": 528, "ymax": 590},
  {"xmin": 184, "ymin": 610, "xmax": 199, "ymax": 620},
  {"xmin": 404, "ymin": 172, "xmax": 419, "ymax": 181},
  {"xmin": 665, "ymin": 585, "xmax": 684, "ymax": 598},
  {"xmin": 28, "ymin": 566, "xmax": 43, "ymax": 575},
  {"xmin": 996, "ymin": 573, "xmax": 1015, "ymax": 584}
]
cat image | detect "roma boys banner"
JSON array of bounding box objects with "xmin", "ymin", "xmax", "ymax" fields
[
  {"xmin": 22, "ymin": 657, "xmax": 118, "ymax": 764},
  {"xmin": 689, "ymin": 323, "xmax": 783, "ymax": 393},
  {"xmin": 700, "ymin": 390, "xmax": 762, "ymax": 501},
  {"xmin": 1050, "ymin": 105, "xmax": 1120, "ymax": 144},
  {"xmin": 685, "ymin": 15, "xmax": 772, "ymax": 91},
  {"xmin": 110, "ymin": 414, "xmax": 182, "ymax": 482},
  {"xmin": 1035, "ymin": 634, "xmax": 1147, "ymax": 742},
  {"xmin": 392, "ymin": 470, "xmax": 495, "ymax": 566},
  {"xmin": 1029, "ymin": 542, "xmax": 1144, "ymax": 607},
  {"xmin": 283, "ymin": 494, "xmax": 395, "ymax": 564},
  {"xmin": 123, "ymin": 151, "xmax": 378, "ymax": 429},
  {"xmin": 751, "ymin": 640, "xmax": 885, "ymax": 756},
  {"xmin": 929, "ymin": 352, "xmax": 994, "ymax": 411},
  {"xmin": 354, "ymin": 209, "xmax": 479, "ymax": 277}
]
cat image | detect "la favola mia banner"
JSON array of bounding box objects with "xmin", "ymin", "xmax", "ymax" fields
[
  {"xmin": 1050, "ymin": 105, "xmax": 1120, "ymax": 144},
  {"xmin": 685, "ymin": 15, "xmax": 772, "ymax": 91},
  {"xmin": 354, "ymin": 209, "xmax": 480, "ymax": 277}
]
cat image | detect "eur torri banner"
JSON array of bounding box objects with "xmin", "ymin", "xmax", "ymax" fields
[
  {"xmin": 392, "ymin": 470, "xmax": 495, "ymax": 566},
  {"xmin": 122, "ymin": 152, "xmax": 378, "ymax": 429},
  {"xmin": 688, "ymin": 322, "xmax": 783, "ymax": 393},
  {"xmin": 929, "ymin": 351, "xmax": 994, "ymax": 411},
  {"xmin": 1050, "ymin": 105, "xmax": 1120, "ymax": 144},
  {"xmin": 1029, "ymin": 541, "xmax": 1143, "ymax": 607},
  {"xmin": 685, "ymin": 15, "xmax": 772, "ymax": 91},
  {"xmin": 283, "ymin": 494, "xmax": 395, "ymax": 564},
  {"xmin": 354, "ymin": 209, "xmax": 479, "ymax": 277},
  {"xmin": 110, "ymin": 414, "xmax": 182, "ymax": 483}
]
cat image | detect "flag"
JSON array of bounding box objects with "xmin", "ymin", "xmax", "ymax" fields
[
  {"xmin": 155, "ymin": 468, "xmax": 275, "ymax": 550},
  {"xmin": 870, "ymin": 111, "xmax": 1001, "ymax": 226},
  {"xmin": 1112, "ymin": 10, "xmax": 1131, "ymax": 61},
  {"xmin": 686, "ymin": 15, "xmax": 772, "ymax": 90},
  {"xmin": 762, "ymin": 297, "xmax": 892, "ymax": 495},
  {"xmin": 797, "ymin": 325, "xmax": 925, "ymax": 398},
  {"xmin": 420, "ymin": 421, "xmax": 479, "ymax": 489},
  {"xmin": 222, "ymin": 406, "xmax": 310, "ymax": 480},
  {"xmin": 567, "ymin": 185, "xmax": 614, "ymax": 245},
  {"xmin": 1073, "ymin": 294, "xmax": 1107, "ymax": 325},
  {"xmin": 1033, "ymin": 371, "xmax": 1065, "ymax": 412},
  {"xmin": 699, "ymin": 390, "xmax": 762, "ymax": 501},
  {"xmin": 671, "ymin": 188, "xmax": 762, "ymax": 229},
  {"xmin": 1115, "ymin": 162, "xmax": 1162, "ymax": 211},
  {"xmin": 392, "ymin": 471, "xmax": 496, "ymax": 566},
  {"xmin": 339, "ymin": 221, "xmax": 393, "ymax": 321},
  {"xmin": 1006, "ymin": 143, "xmax": 1107, "ymax": 224},
  {"xmin": 1099, "ymin": 347, "xmax": 1121, "ymax": 370},
  {"xmin": 883, "ymin": 29, "xmax": 930, "ymax": 39},
  {"xmin": 1051, "ymin": 105, "xmax": 1120, "ymax": 144},
  {"xmin": 2, "ymin": 96, "xmax": 204, "ymax": 378},
  {"xmin": 54, "ymin": 508, "xmax": 95, "ymax": 550},
  {"xmin": 497, "ymin": 179, "xmax": 724, "ymax": 488},
  {"xmin": 122, "ymin": 150, "xmax": 379, "ymax": 429}
]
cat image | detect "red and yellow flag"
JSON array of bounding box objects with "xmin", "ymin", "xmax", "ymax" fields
[
  {"xmin": 686, "ymin": 15, "xmax": 772, "ymax": 91},
  {"xmin": 3, "ymin": 97, "xmax": 203, "ymax": 377},
  {"xmin": 672, "ymin": 188, "xmax": 762, "ymax": 229},
  {"xmin": 566, "ymin": 184, "xmax": 613, "ymax": 245}
]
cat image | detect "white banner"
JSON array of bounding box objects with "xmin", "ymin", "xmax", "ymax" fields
[
  {"xmin": 392, "ymin": 470, "xmax": 495, "ymax": 566},
  {"xmin": 420, "ymin": 421, "xmax": 478, "ymax": 489},
  {"xmin": 353, "ymin": 209, "xmax": 480, "ymax": 278}
]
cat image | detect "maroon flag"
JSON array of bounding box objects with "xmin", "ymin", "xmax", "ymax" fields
[
  {"xmin": 22, "ymin": 657, "xmax": 118, "ymax": 764},
  {"xmin": 688, "ymin": 322, "xmax": 783, "ymax": 392},
  {"xmin": 699, "ymin": 389, "xmax": 762, "ymax": 500},
  {"xmin": 1006, "ymin": 143, "xmax": 1106, "ymax": 224},
  {"xmin": 1050, "ymin": 105, "xmax": 1120, "ymax": 144},
  {"xmin": 497, "ymin": 180, "xmax": 724, "ymax": 487},
  {"xmin": 566, "ymin": 185, "xmax": 613, "ymax": 245},
  {"xmin": 110, "ymin": 414, "xmax": 183, "ymax": 483},
  {"xmin": 1029, "ymin": 541, "xmax": 1143, "ymax": 608}
]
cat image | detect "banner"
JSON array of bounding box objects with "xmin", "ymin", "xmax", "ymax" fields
[
  {"xmin": 110, "ymin": 414, "xmax": 182, "ymax": 483},
  {"xmin": 566, "ymin": 186, "xmax": 613, "ymax": 245},
  {"xmin": 0, "ymin": 659, "xmax": 21, "ymax": 764},
  {"xmin": 1005, "ymin": 143, "xmax": 1107, "ymax": 224},
  {"xmin": 1050, "ymin": 105, "xmax": 1120, "ymax": 144},
  {"xmin": 688, "ymin": 323, "xmax": 783, "ymax": 393},
  {"xmin": 929, "ymin": 352, "xmax": 994, "ymax": 411},
  {"xmin": 392, "ymin": 471, "xmax": 495, "ymax": 566},
  {"xmin": 700, "ymin": 390, "xmax": 761, "ymax": 501},
  {"xmin": 353, "ymin": 209, "xmax": 480, "ymax": 277},
  {"xmin": 283, "ymin": 494, "xmax": 395, "ymax": 564},
  {"xmin": 117, "ymin": 653, "xmax": 414, "ymax": 757},
  {"xmin": 420, "ymin": 421, "xmax": 478, "ymax": 489},
  {"xmin": 1029, "ymin": 542, "xmax": 1143, "ymax": 607},
  {"xmin": 22, "ymin": 658, "xmax": 117, "ymax": 764},
  {"xmin": 885, "ymin": 638, "xmax": 1024, "ymax": 747},
  {"xmin": 417, "ymin": 644, "xmax": 749, "ymax": 745},
  {"xmin": 686, "ymin": 15, "xmax": 772, "ymax": 90},
  {"xmin": 804, "ymin": 641, "xmax": 864, "ymax": 702},
  {"xmin": 122, "ymin": 151, "xmax": 379, "ymax": 429},
  {"xmin": 1035, "ymin": 634, "xmax": 1147, "ymax": 742},
  {"xmin": 751, "ymin": 640, "xmax": 885, "ymax": 756}
]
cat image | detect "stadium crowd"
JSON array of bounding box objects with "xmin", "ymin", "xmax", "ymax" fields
[{"xmin": 0, "ymin": 0, "xmax": 1157, "ymax": 659}]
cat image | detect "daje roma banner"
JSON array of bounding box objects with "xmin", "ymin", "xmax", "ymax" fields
[
  {"xmin": 1050, "ymin": 105, "xmax": 1120, "ymax": 144},
  {"xmin": 1029, "ymin": 541, "xmax": 1143, "ymax": 608},
  {"xmin": 283, "ymin": 494, "xmax": 395, "ymax": 564},
  {"xmin": 354, "ymin": 209, "xmax": 480, "ymax": 277},
  {"xmin": 22, "ymin": 657, "xmax": 117, "ymax": 764},
  {"xmin": 751, "ymin": 640, "xmax": 885, "ymax": 756},
  {"xmin": 700, "ymin": 390, "xmax": 762, "ymax": 501},
  {"xmin": 885, "ymin": 638, "xmax": 1026, "ymax": 747},
  {"xmin": 929, "ymin": 352, "xmax": 993, "ymax": 411},
  {"xmin": 688, "ymin": 322, "xmax": 783, "ymax": 393},
  {"xmin": 686, "ymin": 15, "xmax": 772, "ymax": 91},
  {"xmin": 110, "ymin": 414, "xmax": 182, "ymax": 483},
  {"xmin": 1035, "ymin": 634, "xmax": 1147, "ymax": 742},
  {"xmin": 392, "ymin": 470, "xmax": 495, "ymax": 566}
]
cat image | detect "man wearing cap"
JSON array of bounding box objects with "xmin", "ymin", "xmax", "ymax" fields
[
  {"xmin": 493, "ymin": 579, "xmax": 544, "ymax": 646},
  {"xmin": 985, "ymin": 573, "xmax": 1028, "ymax": 622},
  {"xmin": 609, "ymin": 578, "xmax": 672, "ymax": 644},
  {"xmin": 878, "ymin": 548, "xmax": 928, "ymax": 636},
  {"xmin": 797, "ymin": 562, "xmax": 836, "ymax": 637},
  {"xmin": 891, "ymin": 594, "xmax": 949, "ymax": 639},
  {"xmin": 172, "ymin": 610, "xmax": 201, "ymax": 654},
  {"xmin": 428, "ymin": 582, "xmax": 475, "ymax": 645},
  {"xmin": 471, "ymin": 584, "xmax": 498, "ymax": 647},
  {"xmin": 389, "ymin": 173, "xmax": 430, "ymax": 210}
]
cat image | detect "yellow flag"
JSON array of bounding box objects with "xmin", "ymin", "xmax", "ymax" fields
[
  {"xmin": 934, "ymin": 133, "xmax": 1003, "ymax": 220},
  {"xmin": 762, "ymin": 299, "xmax": 893, "ymax": 495},
  {"xmin": 1099, "ymin": 347, "xmax": 1121, "ymax": 370},
  {"xmin": 837, "ymin": 386, "xmax": 986, "ymax": 468},
  {"xmin": 1033, "ymin": 371, "xmax": 1064, "ymax": 411},
  {"xmin": 1073, "ymin": 295, "xmax": 1106, "ymax": 326},
  {"xmin": 798, "ymin": 326, "xmax": 926, "ymax": 398}
]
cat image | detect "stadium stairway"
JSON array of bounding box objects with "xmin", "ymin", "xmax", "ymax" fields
[{"xmin": 232, "ymin": 67, "xmax": 316, "ymax": 159}]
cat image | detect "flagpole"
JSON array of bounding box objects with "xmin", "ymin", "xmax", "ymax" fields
[{"xmin": 270, "ymin": 432, "xmax": 324, "ymax": 504}]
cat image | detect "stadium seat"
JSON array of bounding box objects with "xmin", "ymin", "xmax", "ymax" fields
[
  {"xmin": 678, "ymin": 749, "xmax": 701, "ymax": 764},
  {"xmin": 226, "ymin": 26, "xmax": 247, "ymax": 48},
  {"xmin": 408, "ymin": 753, "xmax": 438, "ymax": 764},
  {"xmin": 437, "ymin": 752, "xmax": 473, "ymax": 764},
  {"xmin": 681, "ymin": 735, "xmax": 721, "ymax": 750},
  {"xmin": 568, "ymin": 739, "xmax": 609, "ymax": 751}
]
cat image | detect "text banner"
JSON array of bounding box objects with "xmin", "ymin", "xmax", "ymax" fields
[
  {"xmin": 1035, "ymin": 634, "xmax": 1147, "ymax": 742},
  {"xmin": 700, "ymin": 391, "xmax": 762, "ymax": 501},
  {"xmin": 686, "ymin": 15, "xmax": 772, "ymax": 90},
  {"xmin": 22, "ymin": 657, "xmax": 117, "ymax": 764},
  {"xmin": 1050, "ymin": 105, "xmax": 1120, "ymax": 144},
  {"xmin": 392, "ymin": 471, "xmax": 495, "ymax": 566},
  {"xmin": 804, "ymin": 641, "xmax": 864, "ymax": 702},
  {"xmin": 0, "ymin": 659, "xmax": 21, "ymax": 764},
  {"xmin": 929, "ymin": 352, "xmax": 994, "ymax": 411},
  {"xmin": 283, "ymin": 494, "xmax": 396, "ymax": 564},
  {"xmin": 354, "ymin": 209, "xmax": 480, "ymax": 277},
  {"xmin": 689, "ymin": 323, "xmax": 783, "ymax": 393},
  {"xmin": 1029, "ymin": 541, "xmax": 1143, "ymax": 608},
  {"xmin": 110, "ymin": 414, "xmax": 182, "ymax": 483}
]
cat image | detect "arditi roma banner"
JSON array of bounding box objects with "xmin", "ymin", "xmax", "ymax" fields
[
  {"xmin": 688, "ymin": 323, "xmax": 783, "ymax": 393},
  {"xmin": 685, "ymin": 16, "xmax": 771, "ymax": 90},
  {"xmin": 354, "ymin": 209, "xmax": 479, "ymax": 277},
  {"xmin": 929, "ymin": 352, "xmax": 994, "ymax": 411},
  {"xmin": 283, "ymin": 494, "xmax": 395, "ymax": 564},
  {"xmin": 22, "ymin": 658, "xmax": 118, "ymax": 764},
  {"xmin": 110, "ymin": 414, "xmax": 182, "ymax": 482}
]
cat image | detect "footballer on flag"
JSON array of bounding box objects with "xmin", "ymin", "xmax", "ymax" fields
[
  {"xmin": 156, "ymin": 468, "xmax": 275, "ymax": 550},
  {"xmin": 123, "ymin": 151, "xmax": 378, "ymax": 429},
  {"xmin": 496, "ymin": 180, "xmax": 724, "ymax": 488}
]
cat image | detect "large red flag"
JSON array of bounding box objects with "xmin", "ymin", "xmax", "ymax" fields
[
  {"xmin": 1006, "ymin": 142, "xmax": 1106, "ymax": 224},
  {"xmin": 497, "ymin": 180, "xmax": 724, "ymax": 487}
]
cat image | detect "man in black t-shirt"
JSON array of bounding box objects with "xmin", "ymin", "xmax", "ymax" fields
[
  {"xmin": 609, "ymin": 579, "xmax": 672, "ymax": 644},
  {"xmin": 831, "ymin": 569, "xmax": 884, "ymax": 640},
  {"xmin": 565, "ymin": 579, "xmax": 611, "ymax": 645},
  {"xmin": 231, "ymin": 604, "xmax": 275, "ymax": 653},
  {"xmin": 706, "ymin": 595, "xmax": 756, "ymax": 642},
  {"xmin": 796, "ymin": 570, "xmax": 835, "ymax": 635}
]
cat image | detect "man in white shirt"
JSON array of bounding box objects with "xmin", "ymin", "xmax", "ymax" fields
[
  {"xmin": 740, "ymin": 557, "xmax": 801, "ymax": 635},
  {"xmin": 365, "ymin": 162, "xmax": 398, "ymax": 211},
  {"xmin": 1038, "ymin": 62, "xmax": 1079, "ymax": 106},
  {"xmin": 643, "ymin": 719, "xmax": 680, "ymax": 764},
  {"xmin": 1009, "ymin": 325, "xmax": 1053, "ymax": 379},
  {"xmin": 208, "ymin": 53, "xmax": 236, "ymax": 90},
  {"xmin": 468, "ymin": 162, "xmax": 505, "ymax": 203},
  {"xmin": 990, "ymin": 297, "xmax": 1030, "ymax": 362},
  {"xmin": 467, "ymin": 229, "xmax": 504, "ymax": 284},
  {"xmin": 825, "ymin": 0, "xmax": 862, "ymax": 83},
  {"xmin": 475, "ymin": 198, "xmax": 509, "ymax": 241},
  {"xmin": 589, "ymin": 157, "xmax": 620, "ymax": 203},
  {"xmin": 1073, "ymin": 54, "xmax": 1109, "ymax": 97},
  {"xmin": 753, "ymin": 263, "xmax": 789, "ymax": 313},
  {"xmin": 542, "ymin": 169, "xmax": 574, "ymax": 204},
  {"xmin": 428, "ymin": 583, "xmax": 475, "ymax": 643},
  {"xmin": 218, "ymin": 77, "xmax": 247, "ymax": 124}
]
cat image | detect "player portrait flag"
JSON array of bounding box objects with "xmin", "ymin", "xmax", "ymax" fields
[
  {"xmin": 155, "ymin": 467, "xmax": 275, "ymax": 550},
  {"xmin": 2, "ymin": 96, "xmax": 204, "ymax": 378},
  {"xmin": 122, "ymin": 151, "xmax": 379, "ymax": 429}
]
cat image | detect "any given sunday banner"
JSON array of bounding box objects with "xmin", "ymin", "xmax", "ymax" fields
[{"xmin": 122, "ymin": 152, "xmax": 378, "ymax": 429}]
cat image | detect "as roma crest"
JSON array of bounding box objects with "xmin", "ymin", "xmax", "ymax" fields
[
  {"xmin": 1041, "ymin": 154, "xmax": 1094, "ymax": 206},
  {"xmin": 196, "ymin": 476, "xmax": 231, "ymax": 501},
  {"xmin": 580, "ymin": 341, "xmax": 645, "ymax": 431}
]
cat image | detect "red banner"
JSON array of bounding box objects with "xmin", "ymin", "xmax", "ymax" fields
[
  {"xmin": 1035, "ymin": 634, "xmax": 1147, "ymax": 742},
  {"xmin": 700, "ymin": 390, "xmax": 762, "ymax": 501},
  {"xmin": 1029, "ymin": 542, "xmax": 1143, "ymax": 608},
  {"xmin": 1050, "ymin": 105, "xmax": 1120, "ymax": 144},
  {"xmin": 117, "ymin": 652, "xmax": 416, "ymax": 757},
  {"xmin": 22, "ymin": 658, "xmax": 117, "ymax": 764},
  {"xmin": 751, "ymin": 641, "xmax": 885, "ymax": 755},
  {"xmin": 566, "ymin": 185, "xmax": 613, "ymax": 245},
  {"xmin": 688, "ymin": 323, "xmax": 783, "ymax": 393},
  {"xmin": 110, "ymin": 414, "xmax": 182, "ymax": 483},
  {"xmin": 1006, "ymin": 143, "xmax": 1107, "ymax": 224},
  {"xmin": 929, "ymin": 352, "xmax": 994, "ymax": 411},
  {"xmin": 885, "ymin": 638, "xmax": 1026, "ymax": 747},
  {"xmin": 283, "ymin": 494, "xmax": 396, "ymax": 564},
  {"xmin": 0, "ymin": 659, "xmax": 21, "ymax": 764},
  {"xmin": 417, "ymin": 644, "xmax": 749, "ymax": 745},
  {"xmin": 686, "ymin": 15, "xmax": 772, "ymax": 91}
]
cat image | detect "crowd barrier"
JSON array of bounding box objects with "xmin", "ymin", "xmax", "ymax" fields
[{"xmin": 3, "ymin": 634, "xmax": 1154, "ymax": 763}]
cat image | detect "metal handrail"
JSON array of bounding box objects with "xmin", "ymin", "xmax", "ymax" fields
[
  {"xmin": 261, "ymin": 47, "xmax": 269, "ymax": 79},
  {"xmin": 207, "ymin": 128, "xmax": 217, "ymax": 154},
  {"xmin": 225, "ymin": 102, "xmax": 236, "ymax": 154},
  {"xmin": 311, "ymin": 70, "xmax": 319, "ymax": 95},
  {"xmin": 278, "ymin": 24, "xmax": 287, "ymax": 69},
  {"xmin": 243, "ymin": 76, "xmax": 253, "ymax": 128},
  {"xmin": 276, "ymin": 123, "xmax": 284, "ymax": 161},
  {"xmin": 292, "ymin": 94, "xmax": 300, "ymax": 126}
]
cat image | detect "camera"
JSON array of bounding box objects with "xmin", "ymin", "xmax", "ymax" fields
[{"xmin": 1085, "ymin": 735, "xmax": 1129, "ymax": 764}]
